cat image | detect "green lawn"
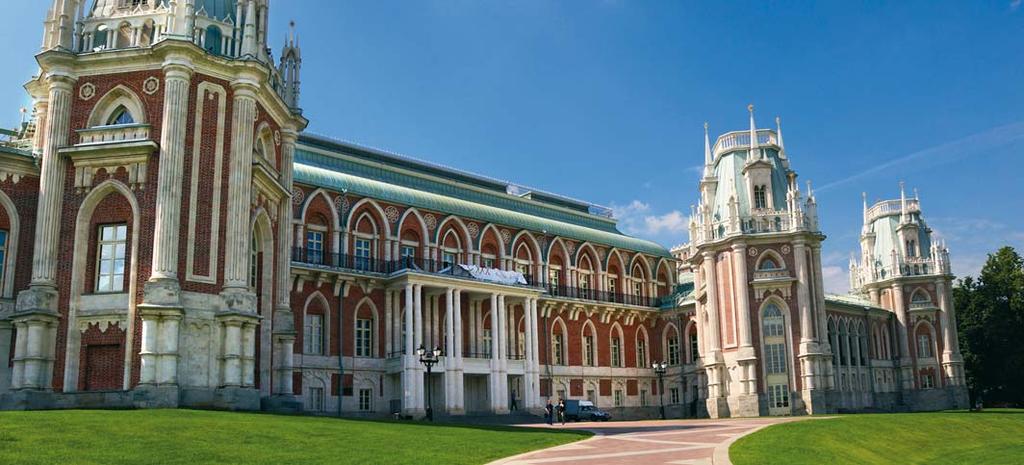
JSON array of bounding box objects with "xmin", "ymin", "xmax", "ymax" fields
[
  {"xmin": 0, "ymin": 409, "xmax": 588, "ymax": 465},
  {"xmin": 731, "ymin": 410, "xmax": 1024, "ymax": 465}
]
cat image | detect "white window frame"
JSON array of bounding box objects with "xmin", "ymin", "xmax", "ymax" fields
[
  {"xmin": 583, "ymin": 334, "xmax": 595, "ymax": 366},
  {"xmin": 552, "ymin": 333, "xmax": 564, "ymax": 365},
  {"xmin": 358, "ymin": 388, "xmax": 373, "ymax": 411},
  {"xmin": 306, "ymin": 228, "xmax": 325, "ymax": 264},
  {"xmin": 304, "ymin": 314, "xmax": 324, "ymax": 355},
  {"xmin": 610, "ymin": 336, "xmax": 622, "ymax": 367},
  {"xmin": 636, "ymin": 337, "xmax": 647, "ymax": 367},
  {"xmin": 356, "ymin": 318, "xmax": 373, "ymax": 357},
  {"xmin": 613, "ymin": 389, "xmax": 623, "ymax": 407},
  {"xmin": 95, "ymin": 224, "xmax": 127, "ymax": 293},
  {"xmin": 307, "ymin": 386, "xmax": 324, "ymax": 412},
  {"xmin": 668, "ymin": 336, "xmax": 680, "ymax": 365}
]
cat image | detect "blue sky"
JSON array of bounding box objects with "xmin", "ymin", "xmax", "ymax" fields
[{"xmin": 2, "ymin": 1, "xmax": 1022, "ymax": 292}]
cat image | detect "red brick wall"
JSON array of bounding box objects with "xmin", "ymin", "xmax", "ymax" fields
[
  {"xmin": 82, "ymin": 192, "xmax": 133, "ymax": 294},
  {"xmin": 0, "ymin": 174, "xmax": 40, "ymax": 296},
  {"xmin": 599, "ymin": 378, "xmax": 611, "ymax": 396},
  {"xmin": 77, "ymin": 323, "xmax": 126, "ymax": 391},
  {"xmin": 626, "ymin": 379, "xmax": 638, "ymax": 396}
]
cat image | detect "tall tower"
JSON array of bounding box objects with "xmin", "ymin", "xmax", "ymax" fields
[
  {"xmin": 687, "ymin": 106, "xmax": 831, "ymax": 417},
  {"xmin": 850, "ymin": 186, "xmax": 967, "ymax": 407},
  {"xmin": 5, "ymin": 0, "xmax": 306, "ymax": 409}
]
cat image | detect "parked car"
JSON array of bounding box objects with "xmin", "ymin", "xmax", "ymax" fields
[{"xmin": 564, "ymin": 399, "xmax": 611, "ymax": 422}]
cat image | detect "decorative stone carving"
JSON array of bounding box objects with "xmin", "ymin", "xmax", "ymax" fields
[
  {"xmin": 385, "ymin": 205, "xmax": 400, "ymax": 224},
  {"xmin": 79, "ymin": 82, "xmax": 96, "ymax": 100},
  {"xmin": 424, "ymin": 213, "xmax": 438, "ymax": 231},
  {"xmin": 142, "ymin": 77, "xmax": 160, "ymax": 95},
  {"xmin": 291, "ymin": 186, "xmax": 304, "ymax": 206},
  {"xmin": 500, "ymin": 228, "xmax": 512, "ymax": 245},
  {"xmin": 274, "ymin": 130, "xmax": 281, "ymax": 146},
  {"xmin": 334, "ymin": 195, "xmax": 349, "ymax": 215},
  {"xmin": 781, "ymin": 245, "xmax": 791, "ymax": 254},
  {"xmin": 748, "ymin": 247, "xmax": 759, "ymax": 256},
  {"xmin": 467, "ymin": 222, "xmax": 479, "ymax": 239}
]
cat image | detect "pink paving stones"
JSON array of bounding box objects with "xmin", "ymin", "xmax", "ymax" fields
[{"xmin": 490, "ymin": 418, "xmax": 800, "ymax": 465}]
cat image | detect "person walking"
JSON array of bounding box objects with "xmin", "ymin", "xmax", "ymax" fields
[
  {"xmin": 544, "ymin": 400, "xmax": 554, "ymax": 425},
  {"xmin": 510, "ymin": 390, "xmax": 518, "ymax": 412},
  {"xmin": 557, "ymin": 399, "xmax": 566, "ymax": 425}
]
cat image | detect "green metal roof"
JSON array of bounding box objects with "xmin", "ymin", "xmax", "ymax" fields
[
  {"xmin": 825, "ymin": 293, "xmax": 889, "ymax": 313},
  {"xmin": 865, "ymin": 212, "xmax": 933, "ymax": 277},
  {"xmin": 293, "ymin": 161, "xmax": 672, "ymax": 258},
  {"xmin": 711, "ymin": 148, "xmax": 790, "ymax": 221}
]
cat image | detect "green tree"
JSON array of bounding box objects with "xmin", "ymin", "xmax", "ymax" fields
[{"xmin": 954, "ymin": 246, "xmax": 1024, "ymax": 406}]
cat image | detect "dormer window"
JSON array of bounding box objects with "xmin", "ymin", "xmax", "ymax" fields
[
  {"xmin": 754, "ymin": 185, "xmax": 768, "ymax": 209},
  {"xmin": 107, "ymin": 106, "xmax": 135, "ymax": 126}
]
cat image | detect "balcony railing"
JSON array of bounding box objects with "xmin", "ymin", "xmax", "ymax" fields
[
  {"xmin": 291, "ymin": 248, "xmax": 666, "ymax": 308},
  {"xmin": 865, "ymin": 199, "xmax": 919, "ymax": 223},
  {"xmin": 542, "ymin": 283, "xmax": 663, "ymax": 307},
  {"xmin": 76, "ymin": 123, "xmax": 152, "ymax": 145},
  {"xmin": 713, "ymin": 129, "xmax": 779, "ymax": 157}
]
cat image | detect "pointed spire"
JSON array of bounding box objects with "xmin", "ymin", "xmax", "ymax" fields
[
  {"xmin": 862, "ymin": 192, "xmax": 868, "ymax": 222},
  {"xmin": 241, "ymin": 0, "xmax": 258, "ymax": 57},
  {"xmin": 775, "ymin": 115, "xmax": 785, "ymax": 156},
  {"xmin": 748, "ymin": 104, "xmax": 759, "ymax": 158},
  {"xmin": 900, "ymin": 181, "xmax": 908, "ymax": 224},
  {"xmin": 703, "ymin": 122, "xmax": 713, "ymax": 177},
  {"xmin": 806, "ymin": 180, "xmax": 814, "ymax": 200}
]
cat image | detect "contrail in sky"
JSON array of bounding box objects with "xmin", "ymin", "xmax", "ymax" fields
[{"xmin": 816, "ymin": 121, "xmax": 1024, "ymax": 193}]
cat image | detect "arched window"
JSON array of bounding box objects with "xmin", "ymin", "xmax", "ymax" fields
[
  {"xmin": 107, "ymin": 105, "xmax": 135, "ymax": 126},
  {"xmin": 635, "ymin": 329, "xmax": 648, "ymax": 367},
  {"xmin": 249, "ymin": 233, "xmax": 258, "ymax": 289},
  {"xmin": 582, "ymin": 323, "xmax": 596, "ymax": 366},
  {"xmin": 93, "ymin": 25, "xmax": 109, "ymax": 50},
  {"xmin": 759, "ymin": 257, "xmax": 780, "ymax": 271},
  {"xmin": 205, "ymin": 25, "xmax": 223, "ymax": 55},
  {"xmin": 139, "ymin": 20, "xmax": 154, "ymax": 47},
  {"xmin": 916, "ymin": 331, "xmax": 933, "ymax": 358},
  {"xmin": 762, "ymin": 303, "xmax": 790, "ymax": 414},
  {"xmin": 115, "ymin": 22, "xmax": 132, "ymax": 49},
  {"xmin": 687, "ymin": 324, "xmax": 699, "ymax": 363},
  {"xmin": 666, "ymin": 325, "xmax": 680, "ymax": 365},
  {"xmin": 610, "ymin": 334, "xmax": 622, "ymax": 367}
]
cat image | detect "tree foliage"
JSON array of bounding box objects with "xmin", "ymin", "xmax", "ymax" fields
[{"xmin": 954, "ymin": 246, "xmax": 1024, "ymax": 406}]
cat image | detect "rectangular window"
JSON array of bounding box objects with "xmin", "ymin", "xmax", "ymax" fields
[
  {"xmin": 689, "ymin": 334, "xmax": 700, "ymax": 363},
  {"xmin": 768, "ymin": 384, "xmax": 789, "ymax": 408},
  {"xmin": 359, "ymin": 388, "xmax": 373, "ymax": 411},
  {"xmin": 306, "ymin": 230, "xmax": 324, "ymax": 264},
  {"xmin": 765, "ymin": 343, "xmax": 787, "ymax": 374},
  {"xmin": 354, "ymin": 238, "xmax": 371, "ymax": 270},
  {"xmin": 583, "ymin": 335, "xmax": 595, "ymax": 366},
  {"xmin": 640, "ymin": 389, "xmax": 648, "ymax": 406},
  {"xmin": 634, "ymin": 280, "xmax": 643, "ymax": 297},
  {"xmin": 548, "ymin": 269, "xmax": 560, "ymax": 287},
  {"xmin": 307, "ymin": 387, "xmax": 324, "ymax": 412},
  {"xmin": 608, "ymin": 276, "xmax": 617, "ymax": 294},
  {"xmin": 401, "ymin": 245, "xmax": 416, "ymax": 258},
  {"xmin": 921, "ymin": 372, "xmax": 934, "ymax": 389},
  {"xmin": 754, "ymin": 185, "xmax": 768, "ymax": 210},
  {"xmin": 670, "ymin": 387, "xmax": 680, "ymax": 404},
  {"xmin": 668, "ymin": 337, "xmax": 680, "ymax": 365},
  {"xmin": 304, "ymin": 314, "xmax": 323, "ymax": 354},
  {"xmin": 443, "ymin": 251, "xmax": 456, "ymax": 267},
  {"xmin": 917, "ymin": 334, "xmax": 932, "ymax": 358},
  {"xmin": 553, "ymin": 334, "xmax": 564, "ymax": 365},
  {"xmin": 611, "ymin": 337, "xmax": 621, "ymax": 367},
  {"xmin": 96, "ymin": 224, "xmax": 127, "ymax": 293},
  {"xmin": 614, "ymin": 389, "xmax": 623, "ymax": 407},
  {"xmin": 637, "ymin": 339, "xmax": 647, "ymax": 367},
  {"xmin": 483, "ymin": 257, "xmax": 495, "ymax": 269},
  {"xmin": 516, "ymin": 263, "xmax": 529, "ymax": 275},
  {"xmin": 579, "ymin": 274, "xmax": 591, "ymax": 299},
  {"xmin": 356, "ymin": 318, "xmax": 372, "ymax": 357}
]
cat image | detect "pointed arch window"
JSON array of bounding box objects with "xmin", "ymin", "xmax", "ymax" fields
[
  {"xmin": 762, "ymin": 304, "xmax": 786, "ymax": 374},
  {"xmin": 758, "ymin": 257, "xmax": 780, "ymax": 271},
  {"xmin": 107, "ymin": 105, "xmax": 135, "ymax": 126}
]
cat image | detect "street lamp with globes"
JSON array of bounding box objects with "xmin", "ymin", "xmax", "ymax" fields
[
  {"xmin": 417, "ymin": 344, "xmax": 443, "ymax": 421},
  {"xmin": 653, "ymin": 361, "xmax": 668, "ymax": 420}
]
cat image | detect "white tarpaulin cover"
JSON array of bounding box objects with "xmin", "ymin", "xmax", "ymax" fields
[{"xmin": 458, "ymin": 264, "xmax": 528, "ymax": 286}]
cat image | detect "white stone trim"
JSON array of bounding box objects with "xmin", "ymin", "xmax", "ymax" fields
[{"xmin": 185, "ymin": 81, "xmax": 226, "ymax": 284}]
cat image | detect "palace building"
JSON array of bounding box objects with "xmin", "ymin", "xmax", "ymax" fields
[{"xmin": 0, "ymin": 1, "xmax": 966, "ymax": 418}]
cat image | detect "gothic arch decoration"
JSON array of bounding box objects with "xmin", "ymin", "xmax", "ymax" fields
[
  {"xmin": 345, "ymin": 198, "xmax": 392, "ymax": 240},
  {"xmin": 476, "ymin": 223, "xmax": 507, "ymax": 260},
  {"xmin": 433, "ymin": 215, "xmax": 474, "ymax": 254},
  {"xmin": 758, "ymin": 297, "xmax": 795, "ymax": 414},
  {"xmin": 635, "ymin": 325, "xmax": 650, "ymax": 367},
  {"xmin": 61, "ymin": 179, "xmax": 141, "ymax": 392},
  {"xmin": 0, "ymin": 189, "xmax": 20, "ymax": 299},
  {"xmin": 683, "ymin": 319, "xmax": 700, "ymax": 364},
  {"xmin": 661, "ymin": 322, "xmax": 681, "ymax": 365},
  {"xmin": 629, "ymin": 253, "xmax": 653, "ymax": 282},
  {"xmin": 755, "ymin": 249, "xmax": 787, "ymax": 271},
  {"xmin": 579, "ymin": 319, "xmax": 599, "ymax": 366},
  {"xmin": 353, "ymin": 296, "xmax": 380, "ymax": 358},
  {"xmin": 302, "ymin": 290, "xmax": 333, "ymax": 356},
  {"xmin": 550, "ymin": 316, "xmax": 569, "ymax": 365},
  {"xmin": 395, "ymin": 207, "xmax": 430, "ymax": 246},
  {"xmin": 574, "ymin": 242, "xmax": 604, "ymax": 275},
  {"xmin": 546, "ymin": 236, "xmax": 571, "ymax": 266},
  {"xmin": 254, "ymin": 122, "xmax": 277, "ymax": 170},
  {"xmin": 608, "ymin": 322, "xmax": 625, "ymax": 367},
  {"xmin": 300, "ymin": 188, "xmax": 342, "ymax": 231},
  {"xmin": 910, "ymin": 287, "xmax": 932, "ymax": 305},
  {"xmin": 86, "ymin": 84, "xmax": 147, "ymax": 128},
  {"xmin": 250, "ymin": 207, "xmax": 275, "ymax": 395}
]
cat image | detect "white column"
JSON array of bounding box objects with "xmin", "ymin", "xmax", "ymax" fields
[
  {"xmin": 793, "ymin": 241, "xmax": 815, "ymax": 345},
  {"xmin": 703, "ymin": 252, "xmax": 722, "ymax": 356},
  {"xmin": 241, "ymin": 322, "xmax": 257, "ymax": 387},
  {"xmin": 273, "ymin": 128, "xmax": 298, "ymax": 397},
  {"xmin": 892, "ymin": 283, "xmax": 912, "ymax": 390},
  {"xmin": 385, "ymin": 289, "xmax": 393, "ymax": 355},
  {"xmin": 148, "ymin": 61, "xmax": 192, "ymax": 284},
  {"xmin": 222, "ymin": 78, "xmax": 258, "ymax": 292},
  {"xmin": 444, "ymin": 288, "xmax": 455, "ymax": 411},
  {"xmin": 453, "ymin": 289, "xmax": 465, "ymax": 411},
  {"xmin": 489, "ymin": 293, "xmax": 500, "ymax": 411},
  {"xmin": 402, "ymin": 284, "xmax": 415, "ymax": 414},
  {"xmin": 157, "ymin": 315, "xmax": 182, "ymax": 385},
  {"xmin": 222, "ymin": 320, "xmax": 243, "ymax": 387},
  {"xmin": 413, "ymin": 284, "xmax": 424, "ymax": 410}
]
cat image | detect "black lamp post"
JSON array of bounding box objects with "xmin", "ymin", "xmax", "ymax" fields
[
  {"xmin": 417, "ymin": 344, "xmax": 442, "ymax": 421},
  {"xmin": 653, "ymin": 361, "xmax": 668, "ymax": 420}
]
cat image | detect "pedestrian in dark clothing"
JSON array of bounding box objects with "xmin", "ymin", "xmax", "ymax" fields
[
  {"xmin": 557, "ymin": 399, "xmax": 566, "ymax": 425},
  {"xmin": 544, "ymin": 401, "xmax": 554, "ymax": 425},
  {"xmin": 510, "ymin": 390, "xmax": 518, "ymax": 411}
]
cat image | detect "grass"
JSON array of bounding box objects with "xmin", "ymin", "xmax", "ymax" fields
[
  {"xmin": 0, "ymin": 409, "xmax": 589, "ymax": 465},
  {"xmin": 730, "ymin": 409, "xmax": 1024, "ymax": 465}
]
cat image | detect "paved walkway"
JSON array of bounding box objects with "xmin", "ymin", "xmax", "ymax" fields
[{"xmin": 491, "ymin": 417, "xmax": 802, "ymax": 465}]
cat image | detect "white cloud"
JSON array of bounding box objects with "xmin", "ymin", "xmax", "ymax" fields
[
  {"xmin": 611, "ymin": 200, "xmax": 690, "ymax": 245},
  {"xmin": 822, "ymin": 265, "xmax": 849, "ymax": 294}
]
